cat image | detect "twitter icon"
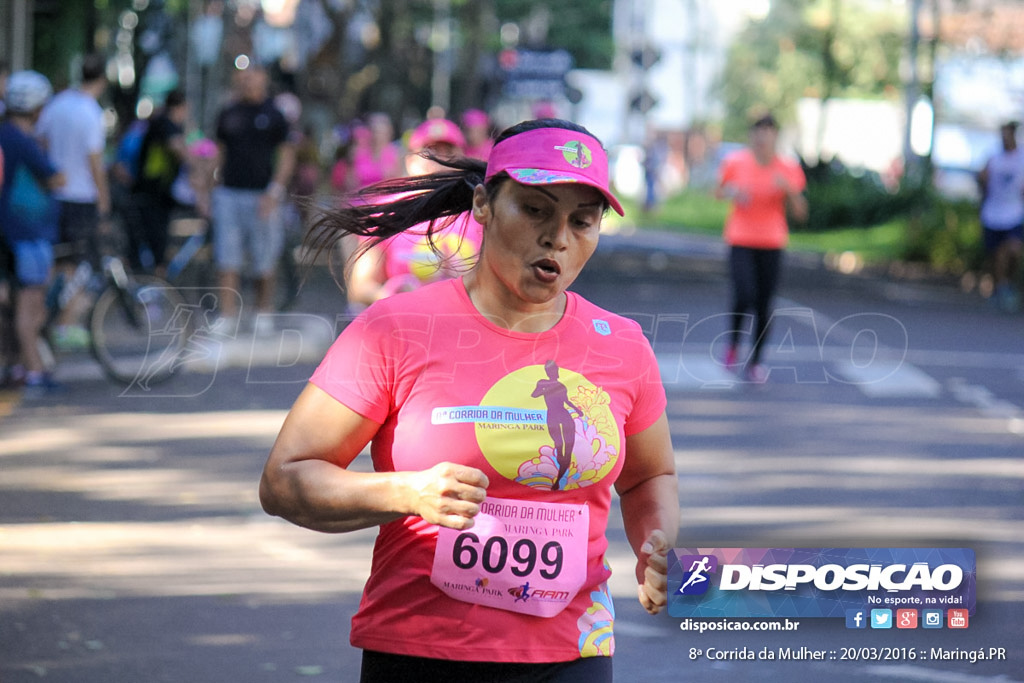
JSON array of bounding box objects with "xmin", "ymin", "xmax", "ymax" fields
[{"xmin": 871, "ymin": 609, "xmax": 893, "ymax": 629}]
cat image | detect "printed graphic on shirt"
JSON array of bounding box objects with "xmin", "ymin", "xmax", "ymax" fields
[
  {"xmin": 577, "ymin": 569, "xmax": 615, "ymax": 657},
  {"xmin": 431, "ymin": 361, "xmax": 620, "ymax": 491}
]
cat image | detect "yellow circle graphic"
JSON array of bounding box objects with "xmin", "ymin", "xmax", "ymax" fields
[{"xmin": 475, "ymin": 363, "xmax": 620, "ymax": 491}]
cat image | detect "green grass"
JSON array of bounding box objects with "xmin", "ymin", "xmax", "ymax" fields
[{"xmin": 619, "ymin": 189, "xmax": 908, "ymax": 265}]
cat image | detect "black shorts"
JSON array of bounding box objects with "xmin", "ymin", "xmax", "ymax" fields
[
  {"xmin": 982, "ymin": 224, "xmax": 1024, "ymax": 253},
  {"xmin": 360, "ymin": 650, "xmax": 613, "ymax": 683},
  {"xmin": 57, "ymin": 200, "xmax": 100, "ymax": 265}
]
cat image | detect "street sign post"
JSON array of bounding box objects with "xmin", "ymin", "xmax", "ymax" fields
[{"xmin": 500, "ymin": 48, "xmax": 574, "ymax": 100}]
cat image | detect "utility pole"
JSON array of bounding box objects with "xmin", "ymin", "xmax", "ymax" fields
[
  {"xmin": 431, "ymin": 0, "xmax": 453, "ymax": 115},
  {"xmin": 903, "ymin": 0, "xmax": 923, "ymax": 181}
]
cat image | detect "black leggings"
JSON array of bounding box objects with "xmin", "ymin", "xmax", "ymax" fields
[
  {"xmin": 360, "ymin": 650, "xmax": 613, "ymax": 683},
  {"xmin": 729, "ymin": 246, "xmax": 783, "ymax": 365}
]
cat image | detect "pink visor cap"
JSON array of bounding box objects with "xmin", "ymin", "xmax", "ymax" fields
[{"xmin": 484, "ymin": 128, "xmax": 624, "ymax": 216}]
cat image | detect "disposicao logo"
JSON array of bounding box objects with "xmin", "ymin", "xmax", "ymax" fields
[
  {"xmin": 668, "ymin": 548, "xmax": 976, "ymax": 619},
  {"xmin": 676, "ymin": 555, "xmax": 718, "ymax": 595}
]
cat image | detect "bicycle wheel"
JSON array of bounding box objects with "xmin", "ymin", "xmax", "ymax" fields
[{"xmin": 89, "ymin": 275, "xmax": 189, "ymax": 386}]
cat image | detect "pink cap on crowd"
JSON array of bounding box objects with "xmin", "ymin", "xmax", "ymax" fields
[
  {"xmin": 409, "ymin": 118, "xmax": 466, "ymax": 152},
  {"xmin": 462, "ymin": 109, "xmax": 490, "ymax": 128},
  {"xmin": 189, "ymin": 137, "xmax": 218, "ymax": 159},
  {"xmin": 484, "ymin": 127, "xmax": 624, "ymax": 216}
]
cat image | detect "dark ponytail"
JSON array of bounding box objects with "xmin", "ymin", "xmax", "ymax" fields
[
  {"xmin": 304, "ymin": 153, "xmax": 485, "ymax": 269},
  {"xmin": 304, "ymin": 117, "xmax": 600, "ymax": 268}
]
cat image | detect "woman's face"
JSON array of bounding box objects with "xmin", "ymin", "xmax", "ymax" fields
[
  {"xmin": 749, "ymin": 124, "xmax": 778, "ymax": 156},
  {"xmin": 472, "ymin": 179, "xmax": 604, "ymax": 306}
]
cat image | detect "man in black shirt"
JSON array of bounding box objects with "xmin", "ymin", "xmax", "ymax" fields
[{"xmin": 211, "ymin": 65, "xmax": 295, "ymax": 333}]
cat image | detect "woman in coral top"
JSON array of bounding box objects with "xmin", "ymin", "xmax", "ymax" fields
[
  {"xmin": 716, "ymin": 112, "xmax": 808, "ymax": 382},
  {"xmin": 260, "ymin": 118, "xmax": 678, "ymax": 682}
]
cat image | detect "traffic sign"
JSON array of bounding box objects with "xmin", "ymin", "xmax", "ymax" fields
[{"xmin": 500, "ymin": 48, "xmax": 574, "ymax": 99}]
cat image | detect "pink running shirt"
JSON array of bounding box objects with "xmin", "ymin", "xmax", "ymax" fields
[
  {"xmin": 310, "ymin": 278, "xmax": 667, "ymax": 663},
  {"xmin": 351, "ymin": 142, "xmax": 402, "ymax": 189},
  {"xmin": 376, "ymin": 211, "xmax": 483, "ymax": 293},
  {"xmin": 720, "ymin": 148, "xmax": 806, "ymax": 250}
]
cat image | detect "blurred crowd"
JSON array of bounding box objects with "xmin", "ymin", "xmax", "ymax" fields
[{"xmin": 0, "ymin": 54, "xmax": 501, "ymax": 394}]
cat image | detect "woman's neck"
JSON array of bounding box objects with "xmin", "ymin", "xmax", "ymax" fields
[
  {"xmin": 753, "ymin": 147, "xmax": 775, "ymax": 165},
  {"xmin": 462, "ymin": 271, "xmax": 566, "ymax": 333}
]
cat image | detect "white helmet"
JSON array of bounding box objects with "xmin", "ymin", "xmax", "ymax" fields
[{"xmin": 5, "ymin": 70, "xmax": 53, "ymax": 114}]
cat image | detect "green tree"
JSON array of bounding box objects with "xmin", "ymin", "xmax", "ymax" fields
[{"xmin": 718, "ymin": 0, "xmax": 904, "ymax": 141}]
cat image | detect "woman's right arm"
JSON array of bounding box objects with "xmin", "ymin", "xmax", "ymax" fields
[{"xmin": 259, "ymin": 383, "xmax": 489, "ymax": 533}]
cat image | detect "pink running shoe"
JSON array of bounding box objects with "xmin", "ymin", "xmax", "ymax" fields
[
  {"xmin": 745, "ymin": 364, "xmax": 768, "ymax": 383},
  {"xmin": 723, "ymin": 345, "xmax": 739, "ymax": 368}
]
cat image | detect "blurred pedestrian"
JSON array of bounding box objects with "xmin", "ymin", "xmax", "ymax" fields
[
  {"xmin": 36, "ymin": 53, "xmax": 111, "ymax": 269},
  {"xmin": 347, "ymin": 112, "xmax": 402, "ymax": 192},
  {"xmin": 977, "ymin": 120, "xmax": 1024, "ymax": 313},
  {"xmin": 642, "ymin": 131, "xmax": 668, "ymax": 214},
  {"xmin": 0, "ymin": 59, "xmax": 10, "ymax": 387},
  {"xmin": 0, "ymin": 60, "xmax": 9, "ymax": 118},
  {"xmin": 131, "ymin": 89, "xmax": 189, "ymax": 276},
  {"xmin": 275, "ymin": 92, "xmax": 321, "ymax": 231},
  {"xmin": 210, "ymin": 64, "xmax": 295, "ymax": 334},
  {"xmin": 0, "ymin": 71, "xmax": 66, "ymax": 396},
  {"xmin": 35, "ymin": 53, "xmax": 111, "ymax": 348},
  {"xmin": 345, "ymin": 117, "xmax": 478, "ymax": 309},
  {"xmin": 260, "ymin": 118, "xmax": 678, "ymax": 681},
  {"xmin": 461, "ymin": 108, "xmax": 493, "ymax": 160},
  {"xmin": 110, "ymin": 116, "xmax": 149, "ymax": 270},
  {"xmin": 716, "ymin": 112, "xmax": 808, "ymax": 382}
]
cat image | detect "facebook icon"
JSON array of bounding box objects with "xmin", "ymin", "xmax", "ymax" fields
[{"xmin": 846, "ymin": 609, "xmax": 867, "ymax": 629}]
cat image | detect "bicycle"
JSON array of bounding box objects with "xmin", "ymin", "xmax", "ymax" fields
[
  {"xmin": 163, "ymin": 210, "xmax": 302, "ymax": 314},
  {"xmin": 43, "ymin": 245, "xmax": 189, "ymax": 386}
]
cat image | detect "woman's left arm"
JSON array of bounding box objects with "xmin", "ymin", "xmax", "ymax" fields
[{"xmin": 615, "ymin": 412, "xmax": 679, "ymax": 615}]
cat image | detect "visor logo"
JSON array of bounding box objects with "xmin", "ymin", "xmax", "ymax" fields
[{"xmin": 555, "ymin": 141, "xmax": 592, "ymax": 169}]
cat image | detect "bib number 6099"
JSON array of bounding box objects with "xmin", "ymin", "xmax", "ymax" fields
[{"xmin": 452, "ymin": 533, "xmax": 563, "ymax": 579}]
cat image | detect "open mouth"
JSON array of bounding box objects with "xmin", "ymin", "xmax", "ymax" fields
[{"xmin": 531, "ymin": 258, "xmax": 561, "ymax": 282}]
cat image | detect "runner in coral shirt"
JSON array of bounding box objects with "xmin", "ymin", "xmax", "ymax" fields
[{"xmin": 716, "ymin": 112, "xmax": 808, "ymax": 382}]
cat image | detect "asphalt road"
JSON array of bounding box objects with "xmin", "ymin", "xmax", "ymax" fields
[{"xmin": 2, "ymin": 231, "xmax": 1022, "ymax": 682}]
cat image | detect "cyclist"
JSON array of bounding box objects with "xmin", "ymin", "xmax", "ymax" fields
[{"xmin": 0, "ymin": 71, "xmax": 66, "ymax": 395}]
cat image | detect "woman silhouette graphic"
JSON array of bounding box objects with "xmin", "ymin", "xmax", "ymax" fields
[{"xmin": 532, "ymin": 360, "xmax": 583, "ymax": 490}]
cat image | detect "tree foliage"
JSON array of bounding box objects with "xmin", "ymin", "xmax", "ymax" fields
[
  {"xmin": 35, "ymin": 0, "xmax": 616, "ymax": 130},
  {"xmin": 718, "ymin": 0, "xmax": 905, "ymax": 141}
]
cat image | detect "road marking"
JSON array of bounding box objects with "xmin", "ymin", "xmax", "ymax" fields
[
  {"xmin": 657, "ymin": 353, "xmax": 737, "ymax": 390},
  {"xmin": 655, "ymin": 351, "xmax": 944, "ymax": 398},
  {"xmin": 831, "ymin": 360, "xmax": 942, "ymax": 398},
  {"xmin": 948, "ymin": 377, "xmax": 1024, "ymax": 434}
]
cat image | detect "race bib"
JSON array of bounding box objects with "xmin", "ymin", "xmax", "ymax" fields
[{"xmin": 430, "ymin": 497, "xmax": 589, "ymax": 618}]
